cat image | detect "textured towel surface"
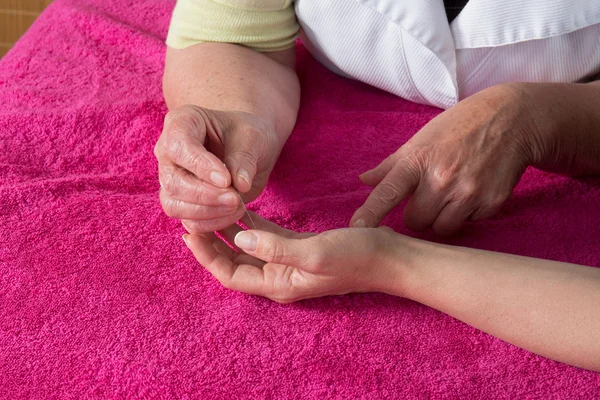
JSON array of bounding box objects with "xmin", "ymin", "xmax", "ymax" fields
[{"xmin": 1, "ymin": 0, "xmax": 599, "ymax": 398}]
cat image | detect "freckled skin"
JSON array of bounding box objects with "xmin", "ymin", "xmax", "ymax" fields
[
  {"xmin": 163, "ymin": 41, "xmax": 600, "ymax": 372},
  {"xmin": 351, "ymin": 82, "xmax": 600, "ymax": 234}
]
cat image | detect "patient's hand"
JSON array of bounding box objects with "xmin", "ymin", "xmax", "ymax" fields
[
  {"xmin": 155, "ymin": 105, "xmax": 280, "ymax": 233},
  {"xmin": 183, "ymin": 213, "xmax": 404, "ymax": 303}
]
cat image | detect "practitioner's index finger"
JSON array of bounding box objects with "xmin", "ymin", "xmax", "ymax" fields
[
  {"xmin": 171, "ymin": 137, "xmax": 231, "ymax": 189},
  {"xmin": 352, "ymin": 161, "xmax": 420, "ymax": 227}
]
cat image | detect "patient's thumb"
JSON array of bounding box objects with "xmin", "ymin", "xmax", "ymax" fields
[{"xmin": 234, "ymin": 230, "xmax": 311, "ymax": 267}]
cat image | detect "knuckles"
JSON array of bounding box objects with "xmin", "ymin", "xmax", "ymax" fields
[
  {"xmin": 306, "ymin": 251, "xmax": 326, "ymax": 273},
  {"xmin": 158, "ymin": 165, "xmax": 179, "ymax": 196},
  {"xmin": 164, "ymin": 105, "xmax": 204, "ymax": 128},
  {"xmin": 164, "ymin": 136, "xmax": 186, "ymax": 164},
  {"xmin": 262, "ymin": 239, "xmax": 287, "ymax": 265},
  {"xmin": 153, "ymin": 140, "xmax": 163, "ymax": 160},
  {"xmin": 375, "ymin": 181, "xmax": 402, "ymax": 204},
  {"xmin": 181, "ymin": 220, "xmax": 204, "ymax": 235},
  {"xmin": 158, "ymin": 105, "xmax": 207, "ymax": 159},
  {"xmin": 160, "ymin": 200, "xmax": 177, "ymax": 218},
  {"xmin": 159, "ymin": 190, "xmax": 181, "ymax": 218},
  {"xmin": 485, "ymin": 196, "xmax": 506, "ymax": 212},
  {"xmin": 230, "ymin": 147, "xmax": 257, "ymax": 167},
  {"xmin": 428, "ymin": 165, "xmax": 456, "ymax": 193},
  {"xmin": 451, "ymin": 179, "xmax": 479, "ymax": 203}
]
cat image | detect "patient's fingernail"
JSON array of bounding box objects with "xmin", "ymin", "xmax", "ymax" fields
[
  {"xmin": 210, "ymin": 171, "xmax": 228, "ymax": 188},
  {"xmin": 235, "ymin": 231, "xmax": 257, "ymax": 252},
  {"xmin": 218, "ymin": 192, "xmax": 238, "ymax": 206},
  {"xmin": 353, "ymin": 219, "xmax": 366, "ymax": 227},
  {"xmin": 237, "ymin": 168, "xmax": 250, "ymax": 186},
  {"xmin": 182, "ymin": 234, "xmax": 190, "ymax": 247}
]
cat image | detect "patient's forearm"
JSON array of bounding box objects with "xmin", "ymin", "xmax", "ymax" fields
[
  {"xmin": 163, "ymin": 43, "xmax": 300, "ymax": 145},
  {"xmin": 393, "ymin": 238, "xmax": 600, "ymax": 371}
]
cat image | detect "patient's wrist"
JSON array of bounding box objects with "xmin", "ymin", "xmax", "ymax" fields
[{"xmin": 377, "ymin": 235, "xmax": 437, "ymax": 298}]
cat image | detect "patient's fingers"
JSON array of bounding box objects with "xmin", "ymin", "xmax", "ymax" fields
[
  {"xmin": 214, "ymin": 224, "xmax": 266, "ymax": 267},
  {"xmin": 209, "ymin": 229, "xmax": 265, "ymax": 268},
  {"xmin": 184, "ymin": 234, "xmax": 267, "ymax": 296},
  {"xmin": 240, "ymin": 212, "xmax": 315, "ymax": 238},
  {"xmin": 217, "ymin": 224, "xmax": 245, "ymax": 251},
  {"xmin": 234, "ymin": 230, "xmax": 323, "ymax": 271},
  {"xmin": 232, "ymin": 253, "xmax": 266, "ymax": 268}
]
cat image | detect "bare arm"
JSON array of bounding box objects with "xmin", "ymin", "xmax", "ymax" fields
[
  {"xmin": 183, "ymin": 211, "xmax": 600, "ymax": 371},
  {"xmin": 156, "ymin": 43, "xmax": 300, "ymax": 232},
  {"xmin": 163, "ymin": 43, "xmax": 300, "ymax": 145},
  {"xmin": 396, "ymin": 238, "xmax": 600, "ymax": 372}
]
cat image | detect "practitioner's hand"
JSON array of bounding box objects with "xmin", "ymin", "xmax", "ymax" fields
[
  {"xmin": 183, "ymin": 213, "xmax": 405, "ymax": 303},
  {"xmin": 351, "ymin": 83, "xmax": 539, "ymax": 235},
  {"xmin": 155, "ymin": 105, "xmax": 280, "ymax": 233}
]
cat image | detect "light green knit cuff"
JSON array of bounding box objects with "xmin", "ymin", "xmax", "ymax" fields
[{"xmin": 166, "ymin": 0, "xmax": 299, "ymax": 52}]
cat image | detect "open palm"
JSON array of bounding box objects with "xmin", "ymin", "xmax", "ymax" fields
[{"xmin": 184, "ymin": 213, "xmax": 399, "ymax": 303}]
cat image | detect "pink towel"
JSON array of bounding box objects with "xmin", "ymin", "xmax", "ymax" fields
[{"xmin": 1, "ymin": 0, "xmax": 599, "ymax": 397}]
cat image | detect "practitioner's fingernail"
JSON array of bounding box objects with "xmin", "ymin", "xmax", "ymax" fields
[
  {"xmin": 210, "ymin": 171, "xmax": 228, "ymax": 188},
  {"xmin": 218, "ymin": 192, "xmax": 238, "ymax": 206},
  {"xmin": 353, "ymin": 219, "xmax": 366, "ymax": 228},
  {"xmin": 237, "ymin": 168, "xmax": 250, "ymax": 186},
  {"xmin": 182, "ymin": 234, "xmax": 191, "ymax": 247},
  {"xmin": 234, "ymin": 231, "xmax": 257, "ymax": 252}
]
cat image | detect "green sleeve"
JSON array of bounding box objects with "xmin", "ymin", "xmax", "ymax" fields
[{"xmin": 166, "ymin": 0, "xmax": 300, "ymax": 52}]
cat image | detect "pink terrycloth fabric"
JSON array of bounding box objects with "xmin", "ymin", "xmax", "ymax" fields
[{"xmin": 1, "ymin": 0, "xmax": 599, "ymax": 397}]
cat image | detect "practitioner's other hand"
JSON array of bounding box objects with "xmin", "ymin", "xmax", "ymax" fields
[{"xmin": 351, "ymin": 83, "xmax": 539, "ymax": 235}]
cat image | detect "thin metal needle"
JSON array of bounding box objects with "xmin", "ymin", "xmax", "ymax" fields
[
  {"xmin": 237, "ymin": 192, "xmax": 256, "ymax": 229},
  {"xmin": 215, "ymin": 134, "xmax": 256, "ymax": 229}
]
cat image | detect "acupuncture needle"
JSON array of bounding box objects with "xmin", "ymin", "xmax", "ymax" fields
[
  {"xmin": 236, "ymin": 192, "xmax": 256, "ymax": 230},
  {"xmin": 215, "ymin": 134, "xmax": 256, "ymax": 229}
]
